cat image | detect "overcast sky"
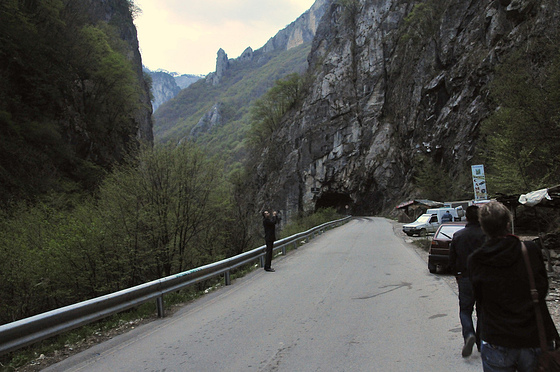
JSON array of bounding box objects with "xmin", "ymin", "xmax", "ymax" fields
[{"xmin": 133, "ymin": 0, "xmax": 316, "ymax": 76}]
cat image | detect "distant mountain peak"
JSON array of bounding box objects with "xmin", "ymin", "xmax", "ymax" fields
[{"xmin": 206, "ymin": 0, "xmax": 330, "ymax": 85}]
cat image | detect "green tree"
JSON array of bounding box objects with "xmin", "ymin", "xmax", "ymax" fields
[
  {"xmin": 226, "ymin": 169, "xmax": 260, "ymax": 256},
  {"xmin": 414, "ymin": 155, "xmax": 452, "ymax": 201},
  {"xmin": 98, "ymin": 143, "xmax": 230, "ymax": 279},
  {"xmin": 0, "ymin": 201, "xmax": 106, "ymax": 323},
  {"xmin": 0, "ymin": 143, "xmax": 237, "ymax": 323},
  {"xmin": 70, "ymin": 24, "xmax": 140, "ymax": 159},
  {"xmin": 0, "ymin": 0, "xmax": 144, "ymax": 206},
  {"xmin": 480, "ymin": 41, "xmax": 560, "ymax": 193},
  {"xmin": 414, "ymin": 155, "xmax": 472, "ymax": 201},
  {"xmin": 401, "ymin": 0, "xmax": 446, "ymax": 45},
  {"xmin": 247, "ymin": 73, "xmax": 303, "ymax": 149}
]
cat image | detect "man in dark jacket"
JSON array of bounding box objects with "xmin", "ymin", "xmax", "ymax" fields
[
  {"xmin": 469, "ymin": 201, "xmax": 559, "ymax": 371},
  {"xmin": 449, "ymin": 205, "xmax": 486, "ymax": 357},
  {"xmin": 262, "ymin": 210, "xmax": 279, "ymax": 272},
  {"xmin": 442, "ymin": 210, "xmax": 453, "ymax": 223}
]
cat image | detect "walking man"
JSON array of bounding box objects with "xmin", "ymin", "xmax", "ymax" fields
[
  {"xmin": 449, "ymin": 205, "xmax": 486, "ymax": 357},
  {"xmin": 469, "ymin": 201, "xmax": 559, "ymax": 371},
  {"xmin": 262, "ymin": 210, "xmax": 279, "ymax": 272}
]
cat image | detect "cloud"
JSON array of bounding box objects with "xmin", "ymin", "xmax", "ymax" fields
[
  {"xmin": 163, "ymin": 0, "xmax": 305, "ymax": 25},
  {"xmin": 134, "ymin": 0, "xmax": 315, "ymax": 75}
]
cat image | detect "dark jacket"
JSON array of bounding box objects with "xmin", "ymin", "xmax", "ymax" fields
[
  {"xmin": 449, "ymin": 222, "xmax": 486, "ymax": 276},
  {"xmin": 468, "ymin": 235, "xmax": 559, "ymax": 348},
  {"xmin": 263, "ymin": 216, "xmax": 278, "ymax": 242}
]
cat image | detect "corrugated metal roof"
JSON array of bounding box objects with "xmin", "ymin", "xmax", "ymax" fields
[{"xmin": 395, "ymin": 199, "xmax": 444, "ymax": 209}]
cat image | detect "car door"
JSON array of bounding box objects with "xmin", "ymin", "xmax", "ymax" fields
[{"xmin": 428, "ymin": 215, "xmax": 439, "ymax": 233}]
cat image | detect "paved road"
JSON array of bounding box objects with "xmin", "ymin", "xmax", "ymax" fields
[{"xmin": 46, "ymin": 217, "xmax": 480, "ymax": 371}]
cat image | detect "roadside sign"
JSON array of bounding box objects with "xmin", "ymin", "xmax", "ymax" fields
[{"xmin": 471, "ymin": 165, "xmax": 488, "ymax": 201}]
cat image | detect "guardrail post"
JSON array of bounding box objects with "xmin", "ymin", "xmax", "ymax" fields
[
  {"xmin": 293, "ymin": 242, "xmax": 297, "ymax": 250},
  {"xmin": 225, "ymin": 270, "xmax": 231, "ymax": 286},
  {"xmin": 259, "ymin": 256, "xmax": 264, "ymax": 268},
  {"xmin": 156, "ymin": 296, "xmax": 164, "ymax": 318},
  {"xmin": 282, "ymin": 244, "xmax": 287, "ymax": 255}
]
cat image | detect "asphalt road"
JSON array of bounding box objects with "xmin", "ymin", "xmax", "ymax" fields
[{"xmin": 45, "ymin": 217, "xmax": 480, "ymax": 372}]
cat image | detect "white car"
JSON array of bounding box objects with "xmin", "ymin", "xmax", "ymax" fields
[{"xmin": 402, "ymin": 213, "xmax": 439, "ymax": 236}]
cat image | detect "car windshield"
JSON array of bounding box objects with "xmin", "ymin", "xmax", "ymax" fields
[
  {"xmin": 416, "ymin": 215, "xmax": 432, "ymax": 223},
  {"xmin": 435, "ymin": 225, "xmax": 465, "ymax": 240}
]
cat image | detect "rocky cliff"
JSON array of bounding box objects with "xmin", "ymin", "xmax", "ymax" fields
[
  {"xmin": 205, "ymin": 0, "xmax": 329, "ymax": 86},
  {"xmin": 154, "ymin": 2, "xmax": 330, "ymax": 146},
  {"xmin": 262, "ymin": 0, "xmax": 330, "ymax": 53},
  {"xmin": 174, "ymin": 74, "xmax": 202, "ymax": 89},
  {"xmin": 253, "ymin": 0, "xmax": 560, "ymax": 218},
  {"xmin": 148, "ymin": 70, "xmax": 181, "ymax": 111},
  {"xmin": 146, "ymin": 69, "xmax": 203, "ymax": 112}
]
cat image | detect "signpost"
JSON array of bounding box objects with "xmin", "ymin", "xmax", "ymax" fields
[{"xmin": 471, "ymin": 165, "xmax": 488, "ymax": 201}]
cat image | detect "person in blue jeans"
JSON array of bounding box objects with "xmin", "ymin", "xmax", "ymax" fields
[
  {"xmin": 469, "ymin": 201, "xmax": 559, "ymax": 371},
  {"xmin": 449, "ymin": 205, "xmax": 486, "ymax": 357}
]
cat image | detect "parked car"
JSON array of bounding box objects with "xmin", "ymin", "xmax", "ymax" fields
[
  {"xmin": 428, "ymin": 221, "xmax": 466, "ymax": 273},
  {"xmin": 402, "ymin": 207, "xmax": 464, "ymax": 236}
]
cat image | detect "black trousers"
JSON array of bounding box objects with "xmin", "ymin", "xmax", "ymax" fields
[{"xmin": 265, "ymin": 240, "xmax": 274, "ymax": 269}]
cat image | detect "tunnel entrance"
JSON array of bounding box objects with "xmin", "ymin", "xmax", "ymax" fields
[{"xmin": 315, "ymin": 192, "xmax": 353, "ymax": 214}]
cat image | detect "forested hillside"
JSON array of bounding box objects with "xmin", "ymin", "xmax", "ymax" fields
[
  {"xmin": 0, "ymin": 1, "xmax": 322, "ymax": 332},
  {"xmin": 0, "ymin": 0, "xmax": 335, "ymax": 334},
  {"xmin": 0, "ymin": 0, "xmax": 152, "ymax": 207},
  {"xmin": 154, "ymin": 43, "xmax": 311, "ymax": 169}
]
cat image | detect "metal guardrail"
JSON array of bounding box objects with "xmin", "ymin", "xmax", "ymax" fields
[{"xmin": 0, "ymin": 216, "xmax": 351, "ymax": 356}]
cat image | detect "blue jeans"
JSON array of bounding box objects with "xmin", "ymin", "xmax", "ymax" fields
[
  {"xmin": 481, "ymin": 342, "xmax": 541, "ymax": 372},
  {"xmin": 457, "ymin": 277, "xmax": 477, "ymax": 341}
]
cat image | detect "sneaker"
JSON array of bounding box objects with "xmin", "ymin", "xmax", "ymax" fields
[
  {"xmin": 264, "ymin": 267, "xmax": 275, "ymax": 272},
  {"xmin": 462, "ymin": 334, "xmax": 476, "ymax": 357}
]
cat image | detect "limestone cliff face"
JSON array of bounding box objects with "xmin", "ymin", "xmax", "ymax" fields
[
  {"xmin": 190, "ymin": 103, "xmax": 224, "ymax": 138},
  {"xmin": 254, "ymin": 0, "xmax": 560, "ymax": 218},
  {"xmin": 205, "ymin": 0, "xmax": 329, "ymax": 88},
  {"xmin": 209, "ymin": 48, "xmax": 230, "ymax": 86},
  {"xmin": 147, "ymin": 69, "xmax": 203, "ymax": 112},
  {"xmin": 149, "ymin": 71, "xmax": 181, "ymax": 112},
  {"xmin": 262, "ymin": 0, "xmax": 330, "ymax": 53},
  {"xmin": 191, "ymin": 1, "xmax": 330, "ymax": 140}
]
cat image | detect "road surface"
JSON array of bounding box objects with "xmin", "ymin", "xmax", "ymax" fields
[{"xmin": 45, "ymin": 217, "xmax": 480, "ymax": 371}]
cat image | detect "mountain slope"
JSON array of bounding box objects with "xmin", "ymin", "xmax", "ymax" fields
[
  {"xmin": 152, "ymin": 0, "xmax": 329, "ymax": 168},
  {"xmin": 154, "ymin": 43, "xmax": 310, "ymax": 145},
  {"xmin": 145, "ymin": 69, "xmax": 202, "ymax": 112},
  {"xmin": 251, "ymin": 0, "xmax": 560, "ymax": 217}
]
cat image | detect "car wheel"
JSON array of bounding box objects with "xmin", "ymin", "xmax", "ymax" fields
[
  {"xmin": 428, "ymin": 263, "xmax": 437, "ymax": 274},
  {"xmin": 405, "ymin": 232, "xmax": 413, "ymax": 236},
  {"xmin": 420, "ymin": 229, "xmax": 427, "ymax": 237}
]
